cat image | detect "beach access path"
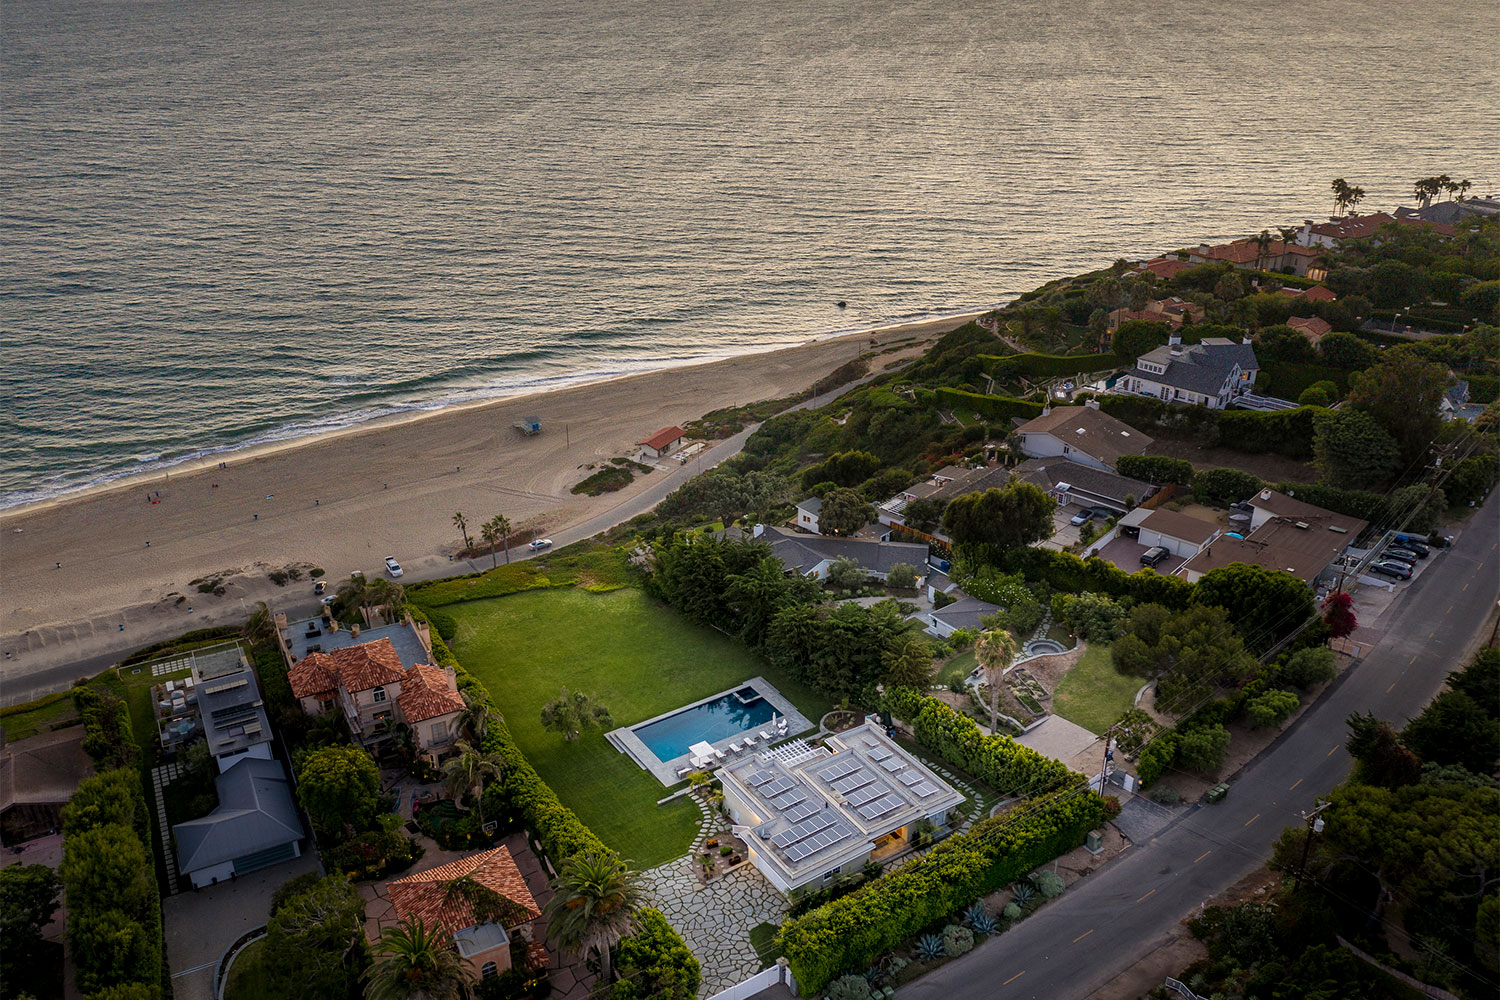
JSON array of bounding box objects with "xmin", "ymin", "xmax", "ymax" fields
[{"xmin": 1, "ymin": 313, "xmax": 980, "ymax": 705}]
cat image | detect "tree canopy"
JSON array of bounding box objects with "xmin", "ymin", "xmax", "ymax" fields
[
  {"xmin": 942, "ymin": 480, "xmax": 1056, "ymax": 552},
  {"xmin": 297, "ymin": 744, "xmax": 381, "ymax": 838}
]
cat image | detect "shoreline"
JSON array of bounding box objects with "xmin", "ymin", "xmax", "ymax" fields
[
  {"xmin": 0, "ymin": 310, "xmax": 982, "ymax": 674},
  {"xmin": 0, "ymin": 308, "xmax": 991, "ymax": 516}
]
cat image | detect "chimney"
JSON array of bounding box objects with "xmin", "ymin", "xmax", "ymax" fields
[
  {"xmin": 1242, "ymin": 335, "xmax": 1252, "ymax": 346},
  {"xmin": 350, "ymin": 623, "xmax": 360, "ymax": 638},
  {"xmin": 1085, "ymin": 399, "xmax": 1100, "ymax": 410},
  {"xmin": 1168, "ymin": 332, "xmax": 1182, "ymax": 347},
  {"xmin": 1041, "ymin": 405, "xmax": 1052, "ymax": 416}
]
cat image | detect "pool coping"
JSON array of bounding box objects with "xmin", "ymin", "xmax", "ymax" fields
[{"xmin": 604, "ymin": 676, "xmax": 813, "ymax": 787}]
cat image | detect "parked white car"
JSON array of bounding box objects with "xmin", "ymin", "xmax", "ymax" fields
[
  {"xmin": 528, "ymin": 538, "xmax": 553, "ymax": 551},
  {"xmin": 384, "ymin": 556, "xmax": 404, "ymax": 578}
]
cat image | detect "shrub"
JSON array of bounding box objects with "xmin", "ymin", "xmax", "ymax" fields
[
  {"xmin": 612, "ymin": 909, "xmax": 701, "ymax": 1000},
  {"xmin": 1191, "ymin": 467, "xmax": 1263, "ymax": 506},
  {"xmin": 1278, "ymin": 647, "xmax": 1336, "ymax": 691},
  {"xmin": 932, "ymin": 387, "xmax": 1044, "ymax": 422},
  {"xmin": 778, "ymin": 791, "xmax": 1102, "ymax": 993},
  {"xmin": 1053, "ymin": 592, "xmax": 1125, "ymax": 641},
  {"xmin": 1149, "ymin": 786, "xmax": 1180, "ymax": 804},
  {"xmin": 827, "ymin": 974, "xmax": 872, "ymax": 1000},
  {"xmin": 1176, "ymin": 724, "xmax": 1231, "ymax": 774},
  {"xmin": 1101, "ymin": 795, "xmax": 1122, "ymax": 820},
  {"xmin": 1246, "ymin": 689, "xmax": 1299, "ymax": 729},
  {"xmin": 1031, "ymin": 870, "xmax": 1065, "ymax": 899},
  {"xmin": 1002, "ymin": 903, "xmax": 1022, "ymax": 922},
  {"xmin": 1136, "ymin": 732, "xmax": 1179, "ymax": 787},
  {"xmin": 942, "ymin": 924, "xmax": 975, "ymax": 957},
  {"xmin": 886, "ymin": 563, "xmax": 918, "ymax": 590},
  {"xmin": 324, "ymin": 829, "xmax": 424, "ymax": 881},
  {"xmin": 1116, "ymin": 455, "xmax": 1196, "ymax": 486},
  {"xmin": 913, "ymin": 935, "xmax": 945, "ymax": 962}
]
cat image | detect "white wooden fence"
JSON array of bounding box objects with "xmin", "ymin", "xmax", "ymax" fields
[{"xmin": 706, "ymin": 960, "xmax": 799, "ymax": 1000}]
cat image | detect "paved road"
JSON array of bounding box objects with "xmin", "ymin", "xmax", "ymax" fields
[
  {"xmin": 902, "ymin": 496, "xmax": 1499, "ymax": 1000},
  {"xmin": 0, "ymin": 364, "xmax": 887, "ymax": 705}
]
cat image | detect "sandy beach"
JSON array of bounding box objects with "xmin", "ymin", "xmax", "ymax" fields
[{"xmin": 0, "ymin": 313, "xmax": 980, "ymax": 685}]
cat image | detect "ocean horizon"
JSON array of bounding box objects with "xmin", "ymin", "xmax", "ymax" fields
[{"xmin": 4, "ymin": 0, "xmax": 1497, "ymax": 510}]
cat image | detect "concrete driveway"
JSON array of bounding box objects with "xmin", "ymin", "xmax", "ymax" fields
[{"xmin": 164, "ymin": 852, "xmax": 320, "ymax": 1000}]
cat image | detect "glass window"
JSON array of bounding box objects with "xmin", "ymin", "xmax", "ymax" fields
[
  {"xmin": 372, "ymin": 687, "xmax": 387, "ymax": 703},
  {"xmin": 432, "ymin": 720, "xmax": 448, "ymax": 742},
  {"xmin": 481, "ymin": 962, "xmax": 498, "ymax": 979}
]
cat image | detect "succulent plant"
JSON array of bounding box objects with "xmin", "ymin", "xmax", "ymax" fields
[
  {"xmin": 942, "ymin": 924, "xmax": 975, "ymax": 957},
  {"xmin": 826, "ymin": 974, "xmax": 871, "ymax": 1000},
  {"xmin": 914, "ymin": 934, "xmax": 945, "ymax": 962},
  {"xmin": 1010, "ymin": 881, "xmax": 1037, "ymax": 906},
  {"xmin": 1002, "ymin": 902, "xmax": 1022, "ymax": 922},
  {"xmin": 967, "ymin": 907, "xmax": 999, "ymax": 935}
]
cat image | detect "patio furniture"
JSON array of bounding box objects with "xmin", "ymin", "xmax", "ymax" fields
[
  {"xmin": 729, "ymin": 741, "xmax": 744, "ymax": 753},
  {"xmin": 760, "ymin": 730, "xmax": 773, "ymax": 741},
  {"xmin": 743, "ymin": 734, "xmax": 757, "ymax": 747},
  {"xmin": 675, "ymin": 765, "xmax": 691, "ymax": 778},
  {"xmin": 713, "ymin": 748, "xmax": 727, "ymax": 760}
]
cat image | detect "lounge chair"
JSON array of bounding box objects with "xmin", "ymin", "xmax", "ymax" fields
[
  {"xmin": 713, "ymin": 748, "xmax": 727, "ymax": 760},
  {"xmin": 675, "ymin": 765, "xmax": 692, "ymax": 778},
  {"xmin": 729, "ymin": 741, "xmax": 744, "ymax": 753},
  {"xmin": 759, "ymin": 730, "xmax": 773, "ymax": 741},
  {"xmin": 743, "ymin": 734, "xmax": 758, "ymax": 747}
]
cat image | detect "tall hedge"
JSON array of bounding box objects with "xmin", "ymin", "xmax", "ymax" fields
[
  {"xmin": 611, "ymin": 908, "xmax": 702, "ymax": 1000},
  {"xmin": 778, "ymin": 790, "xmax": 1103, "ymax": 994},
  {"xmin": 1095, "ymin": 396, "xmax": 1326, "ymax": 460},
  {"xmin": 932, "ymin": 388, "xmax": 1044, "ymax": 422},
  {"xmin": 1000, "ymin": 547, "xmax": 1195, "ymax": 610},
  {"xmin": 980, "ymin": 352, "xmax": 1121, "ymax": 380},
  {"xmin": 1116, "ymin": 454, "xmax": 1197, "ymax": 486},
  {"xmin": 884, "ymin": 688, "xmax": 1081, "ymax": 797}
]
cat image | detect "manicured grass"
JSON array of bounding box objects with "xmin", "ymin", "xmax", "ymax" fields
[
  {"xmin": 224, "ymin": 937, "xmax": 273, "ymax": 1000},
  {"xmin": 1052, "ymin": 643, "xmax": 1140, "ymax": 735},
  {"xmin": 749, "ymin": 922, "xmax": 783, "ymax": 970},
  {"xmin": 409, "ymin": 542, "xmax": 634, "ymax": 608},
  {"xmin": 934, "ymin": 649, "xmax": 978, "ymax": 692},
  {"xmin": 449, "ymin": 588, "xmax": 832, "ymax": 867}
]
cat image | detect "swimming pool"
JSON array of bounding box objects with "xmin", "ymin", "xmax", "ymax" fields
[{"xmin": 632, "ymin": 685, "xmax": 778, "ymax": 760}]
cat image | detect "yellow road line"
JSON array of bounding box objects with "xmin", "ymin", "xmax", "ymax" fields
[
  {"xmin": 1410, "ymin": 655, "xmax": 1417, "ymax": 664},
  {"xmin": 1003, "ymin": 971, "xmax": 1025, "ymax": 986},
  {"xmin": 1328, "ymin": 744, "xmax": 1340, "ymax": 756},
  {"xmin": 1136, "ymin": 888, "xmax": 1156, "ymax": 903},
  {"xmin": 1387, "ymin": 683, "xmax": 1396, "ymax": 693},
  {"xmin": 1072, "ymin": 929, "xmax": 1094, "ymax": 944},
  {"xmin": 1194, "ymin": 850, "xmax": 1211, "ymax": 864},
  {"xmin": 1245, "ymin": 813, "xmax": 1260, "ymax": 827},
  {"xmin": 1289, "ymin": 778, "xmax": 1303, "ymax": 791}
]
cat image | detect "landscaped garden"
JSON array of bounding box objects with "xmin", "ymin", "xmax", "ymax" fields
[
  {"xmin": 1052, "ymin": 642, "xmax": 1140, "ymax": 735},
  {"xmin": 448, "ymin": 586, "xmax": 832, "ymax": 867}
]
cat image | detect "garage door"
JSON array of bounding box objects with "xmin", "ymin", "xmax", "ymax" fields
[{"xmin": 233, "ymin": 841, "xmax": 297, "ymax": 876}]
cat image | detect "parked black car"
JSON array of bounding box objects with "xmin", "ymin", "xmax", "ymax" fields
[{"xmin": 1370, "ymin": 560, "xmax": 1412, "ymax": 580}]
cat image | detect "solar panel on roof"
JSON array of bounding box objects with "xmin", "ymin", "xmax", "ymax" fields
[
  {"xmin": 880, "ymin": 757, "xmax": 904, "ymax": 772},
  {"xmin": 819, "ymin": 758, "xmax": 859, "ymax": 780},
  {"xmin": 771, "ymin": 829, "xmax": 799, "ymax": 848},
  {"xmin": 762, "ymin": 777, "xmax": 794, "ymax": 797},
  {"xmin": 912, "ymin": 781, "xmax": 939, "ymax": 797},
  {"xmin": 832, "ymin": 772, "xmax": 874, "ymax": 795},
  {"xmin": 747, "ymin": 769, "xmax": 776, "ymax": 787},
  {"xmin": 856, "ymin": 795, "xmax": 903, "ymax": 821},
  {"xmin": 846, "ymin": 784, "xmax": 883, "ymax": 807},
  {"xmin": 867, "ymin": 746, "xmax": 892, "ymax": 761},
  {"xmin": 898, "ymin": 771, "xmax": 922, "ymax": 786},
  {"xmin": 783, "ymin": 801, "xmax": 818, "ymax": 823},
  {"xmin": 773, "ymin": 789, "xmax": 806, "ymax": 809}
]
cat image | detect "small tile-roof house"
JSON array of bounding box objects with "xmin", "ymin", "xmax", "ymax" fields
[
  {"xmin": 386, "ymin": 847, "xmax": 542, "ymax": 980},
  {"xmin": 638, "ymin": 426, "xmax": 685, "ymax": 459},
  {"xmin": 1185, "ymin": 238, "xmax": 1322, "ymax": 276},
  {"xmin": 1288, "ymin": 316, "xmax": 1333, "ymax": 344},
  {"xmin": 173, "ymin": 757, "xmax": 303, "ymax": 889},
  {"xmin": 1134, "ymin": 256, "xmax": 1196, "ymax": 280},
  {"xmin": 1120, "ymin": 336, "xmax": 1259, "ymax": 409},
  {"xmin": 1296, "ymin": 213, "xmax": 1456, "ymax": 249},
  {"xmin": 1176, "ymin": 489, "xmax": 1368, "ymax": 586},
  {"xmin": 1015, "ymin": 403, "xmax": 1153, "ymax": 472},
  {"xmin": 398, "ymin": 664, "xmax": 466, "ymax": 755},
  {"xmin": 1277, "ymin": 284, "xmax": 1338, "ymax": 302}
]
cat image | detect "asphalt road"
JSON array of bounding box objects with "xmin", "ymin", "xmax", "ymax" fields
[
  {"xmin": 0, "ymin": 364, "xmax": 883, "ymax": 705},
  {"xmin": 901, "ymin": 495, "xmax": 1499, "ymax": 1000}
]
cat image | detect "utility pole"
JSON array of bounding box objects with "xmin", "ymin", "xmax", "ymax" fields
[
  {"xmin": 1292, "ymin": 800, "xmax": 1330, "ymax": 891},
  {"xmin": 1099, "ymin": 727, "xmax": 1117, "ymax": 796}
]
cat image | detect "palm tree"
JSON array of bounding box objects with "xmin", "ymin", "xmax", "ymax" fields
[
  {"xmin": 242, "ymin": 600, "xmax": 275, "ymax": 645},
  {"xmin": 1253, "ymin": 230, "xmax": 1272, "ymax": 272},
  {"xmin": 492, "ymin": 515, "xmax": 522, "ymax": 563},
  {"xmin": 452, "ymin": 512, "xmax": 472, "ymax": 553},
  {"xmin": 363, "ymin": 917, "xmax": 474, "ymax": 1000},
  {"xmin": 543, "ymin": 851, "xmax": 644, "ymax": 984},
  {"xmin": 1346, "ymin": 185, "xmax": 1365, "ymax": 214},
  {"xmin": 975, "ymin": 628, "xmax": 1021, "ymax": 735},
  {"xmin": 1330, "ymin": 177, "xmax": 1351, "ymax": 217},
  {"xmin": 456, "ymin": 692, "xmax": 500, "ymax": 743},
  {"xmin": 440, "ymin": 740, "xmax": 505, "ymax": 822}
]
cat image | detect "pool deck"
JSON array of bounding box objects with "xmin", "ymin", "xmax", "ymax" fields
[{"xmin": 605, "ymin": 676, "xmax": 813, "ymax": 786}]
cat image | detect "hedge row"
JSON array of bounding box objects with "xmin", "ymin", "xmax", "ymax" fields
[
  {"xmin": 885, "ymin": 687, "xmax": 1081, "ymax": 796},
  {"xmin": 979, "ymin": 352, "xmax": 1121, "ymax": 380},
  {"xmin": 60, "ymin": 710, "xmax": 164, "ymax": 998},
  {"xmin": 1000, "ymin": 547, "xmax": 1196, "ymax": 610},
  {"xmin": 73, "ymin": 685, "xmax": 137, "ymax": 771},
  {"xmin": 1094, "ymin": 396, "xmax": 1326, "ymax": 460},
  {"xmin": 1115, "ymin": 454, "xmax": 1196, "ymax": 487},
  {"xmin": 932, "ymin": 387, "xmax": 1044, "ymax": 422},
  {"xmin": 777, "ymin": 789, "xmax": 1103, "ymax": 993}
]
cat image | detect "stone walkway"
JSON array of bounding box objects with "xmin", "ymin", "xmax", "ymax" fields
[
  {"xmin": 151, "ymin": 761, "xmax": 183, "ymax": 893},
  {"xmin": 641, "ymin": 855, "xmax": 789, "ymax": 998}
]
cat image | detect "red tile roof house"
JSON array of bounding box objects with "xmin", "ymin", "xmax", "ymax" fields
[
  {"xmin": 1106, "ymin": 296, "xmax": 1205, "ymax": 333},
  {"xmin": 1288, "ymin": 315, "xmax": 1333, "ymax": 344},
  {"xmin": 287, "ymin": 637, "xmax": 465, "ymax": 762},
  {"xmin": 1277, "ymin": 284, "xmax": 1338, "ymax": 302},
  {"xmin": 637, "ymin": 425, "xmax": 685, "ymax": 459},
  {"xmin": 1134, "ymin": 256, "xmax": 1196, "ymax": 280},
  {"xmin": 1294, "ymin": 213, "xmax": 1457, "ymax": 249},
  {"xmin": 1184, "ymin": 238, "xmax": 1322, "ymax": 277},
  {"xmin": 377, "ymin": 846, "xmax": 544, "ymax": 983}
]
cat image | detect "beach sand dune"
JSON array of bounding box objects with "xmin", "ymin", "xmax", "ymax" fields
[{"xmin": 1, "ymin": 314, "xmax": 980, "ymax": 679}]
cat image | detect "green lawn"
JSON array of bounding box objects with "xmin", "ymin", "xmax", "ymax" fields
[
  {"xmin": 223, "ymin": 938, "xmax": 272, "ymax": 1000},
  {"xmin": 935, "ymin": 650, "xmax": 977, "ymax": 691},
  {"xmin": 449, "ymin": 587, "xmax": 832, "ymax": 867},
  {"xmin": 1052, "ymin": 643, "xmax": 1140, "ymax": 735}
]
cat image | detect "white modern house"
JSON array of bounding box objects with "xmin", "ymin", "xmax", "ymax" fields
[
  {"xmin": 794, "ymin": 497, "xmax": 822, "ymax": 533},
  {"xmin": 1119, "ymin": 335, "xmax": 1259, "ymax": 410},
  {"xmin": 190, "ymin": 646, "xmax": 274, "ymax": 774},
  {"xmin": 1013, "ymin": 403, "xmax": 1153, "ymax": 472},
  {"xmin": 717, "ymin": 723, "xmax": 964, "ymax": 894}
]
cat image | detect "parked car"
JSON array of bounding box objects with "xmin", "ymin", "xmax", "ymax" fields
[
  {"xmin": 1370, "ymin": 560, "xmax": 1412, "ymax": 580},
  {"xmin": 384, "ymin": 556, "xmax": 403, "ymax": 578},
  {"xmin": 1391, "ymin": 538, "xmax": 1430, "ymax": 558},
  {"xmin": 1386, "ymin": 546, "xmax": 1424, "ymax": 563},
  {"xmin": 1069, "ymin": 509, "xmax": 1095, "ymax": 526},
  {"xmin": 314, "ymin": 580, "xmax": 326, "ymax": 595},
  {"xmin": 1140, "ymin": 546, "xmax": 1170, "ymax": 567},
  {"xmin": 528, "ymin": 538, "xmax": 553, "ymax": 551},
  {"xmin": 1088, "ymin": 506, "xmax": 1118, "ymax": 519}
]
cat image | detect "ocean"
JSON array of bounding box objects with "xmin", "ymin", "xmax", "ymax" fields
[{"xmin": 3, "ymin": 0, "xmax": 1496, "ymax": 508}]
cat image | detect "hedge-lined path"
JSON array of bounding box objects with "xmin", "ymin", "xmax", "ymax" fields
[
  {"xmin": 642, "ymin": 856, "xmax": 788, "ymax": 997},
  {"xmin": 151, "ymin": 761, "xmax": 182, "ymax": 894}
]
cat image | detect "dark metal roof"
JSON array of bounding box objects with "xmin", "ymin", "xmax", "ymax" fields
[{"xmin": 172, "ymin": 757, "xmax": 302, "ymax": 874}]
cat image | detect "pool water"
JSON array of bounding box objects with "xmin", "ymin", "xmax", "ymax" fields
[{"xmin": 633, "ymin": 686, "xmax": 777, "ymax": 760}]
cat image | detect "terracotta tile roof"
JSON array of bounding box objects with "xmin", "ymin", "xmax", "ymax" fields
[
  {"xmin": 1289, "ymin": 316, "xmax": 1333, "ymax": 341},
  {"xmin": 1194, "ymin": 238, "xmax": 1318, "ymax": 266},
  {"xmin": 638, "ymin": 426, "xmax": 685, "ymax": 451},
  {"xmin": 329, "ymin": 638, "xmax": 405, "ymax": 693},
  {"xmin": 287, "ymin": 651, "xmax": 338, "ymax": 699},
  {"xmin": 397, "ymin": 664, "xmax": 465, "ymax": 724},
  {"xmin": 388, "ymin": 846, "xmax": 542, "ymax": 936},
  {"xmin": 1138, "ymin": 256, "xmax": 1195, "ymax": 279},
  {"xmin": 1301, "ymin": 285, "xmax": 1338, "ymax": 301}
]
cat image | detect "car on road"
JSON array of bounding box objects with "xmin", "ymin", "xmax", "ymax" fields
[
  {"xmin": 1369, "ymin": 559, "xmax": 1412, "ymax": 580},
  {"xmin": 528, "ymin": 538, "xmax": 553, "ymax": 551},
  {"xmin": 384, "ymin": 556, "xmax": 403, "ymax": 578},
  {"xmin": 1386, "ymin": 546, "xmax": 1424, "ymax": 563},
  {"xmin": 320, "ymin": 595, "xmax": 337, "ymax": 606},
  {"xmin": 314, "ymin": 580, "xmax": 326, "ymax": 595},
  {"xmin": 1140, "ymin": 546, "xmax": 1170, "ymax": 568}
]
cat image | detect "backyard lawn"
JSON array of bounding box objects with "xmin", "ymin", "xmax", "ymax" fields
[
  {"xmin": 1052, "ymin": 642, "xmax": 1140, "ymax": 735},
  {"xmin": 449, "ymin": 587, "xmax": 832, "ymax": 867},
  {"xmin": 934, "ymin": 650, "xmax": 977, "ymax": 691}
]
